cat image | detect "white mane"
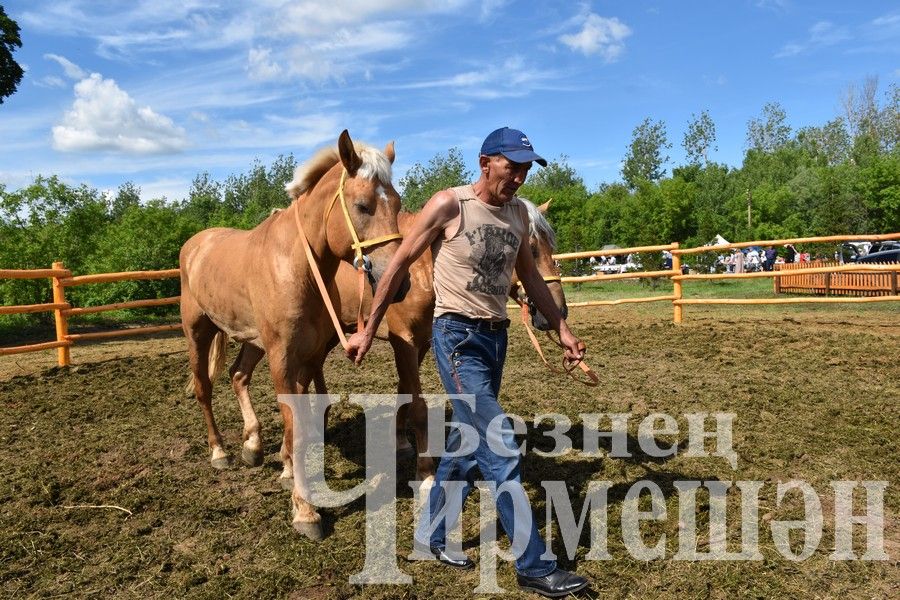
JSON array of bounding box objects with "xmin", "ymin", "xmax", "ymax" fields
[
  {"xmin": 284, "ymin": 141, "xmax": 392, "ymax": 200},
  {"xmin": 520, "ymin": 197, "xmax": 557, "ymax": 250}
]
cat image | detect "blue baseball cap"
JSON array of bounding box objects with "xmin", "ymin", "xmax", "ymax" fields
[{"xmin": 480, "ymin": 127, "xmax": 547, "ymax": 167}]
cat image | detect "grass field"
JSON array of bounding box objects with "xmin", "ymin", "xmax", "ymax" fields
[{"xmin": 0, "ymin": 294, "xmax": 898, "ymax": 599}]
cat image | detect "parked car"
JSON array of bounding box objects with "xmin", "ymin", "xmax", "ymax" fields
[
  {"xmin": 865, "ymin": 241, "xmax": 900, "ymax": 255},
  {"xmin": 857, "ymin": 247, "xmax": 900, "ymax": 263}
]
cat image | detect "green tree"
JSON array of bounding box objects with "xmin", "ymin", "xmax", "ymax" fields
[
  {"xmin": 622, "ymin": 117, "xmax": 671, "ymax": 189},
  {"xmin": 877, "ymin": 83, "xmax": 899, "ymax": 154},
  {"xmin": 85, "ymin": 200, "xmax": 197, "ymax": 310},
  {"xmin": 221, "ymin": 154, "xmax": 296, "ymax": 228},
  {"xmin": 796, "ymin": 118, "xmax": 851, "ymax": 166},
  {"xmin": 182, "ymin": 172, "xmax": 223, "ymax": 227},
  {"xmin": 399, "ymin": 148, "xmax": 472, "ymax": 211},
  {"xmin": 842, "ymin": 76, "xmax": 880, "ymax": 142},
  {"xmin": 112, "ymin": 182, "xmax": 142, "ymax": 219},
  {"xmin": 683, "ymin": 110, "xmax": 718, "ymax": 165},
  {"xmin": 746, "ymin": 102, "xmax": 791, "ymax": 153},
  {"xmin": 855, "ymin": 153, "xmax": 900, "ymax": 232},
  {"xmin": 0, "ymin": 5, "xmax": 24, "ymax": 104},
  {"xmin": 519, "ymin": 157, "xmax": 592, "ymax": 255}
]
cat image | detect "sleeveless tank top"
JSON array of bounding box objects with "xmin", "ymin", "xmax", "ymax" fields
[{"xmin": 432, "ymin": 184, "xmax": 528, "ymax": 321}]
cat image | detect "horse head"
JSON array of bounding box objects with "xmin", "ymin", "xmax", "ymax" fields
[
  {"xmin": 513, "ymin": 198, "xmax": 567, "ymax": 331},
  {"xmin": 287, "ymin": 130, "xmax": 410, "ymax": 303}
]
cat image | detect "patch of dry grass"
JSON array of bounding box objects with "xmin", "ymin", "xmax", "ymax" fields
[{"xmin": 0, "ymin": 304, "xmax": 897, "ymax": 598}]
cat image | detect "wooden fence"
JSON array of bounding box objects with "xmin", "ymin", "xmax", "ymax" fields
[
  {"xmin": 551, "ymin": 232, "xmax": 900, "ymax": 324},
  {"xmin": 775, "ymin": 260, "xmax": 899, "ymax": 296},
  {"xmin": 0, "ymin": 262, "xmax": 181, "ymax": 366},
  {"xmin": 2, "ymin": 232, "xmax": 899, "ymax": 366}
]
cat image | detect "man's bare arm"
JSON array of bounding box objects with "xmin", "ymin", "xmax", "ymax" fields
[
  {"xmin": 346, "ymin": 190, "xmax": 459, "ymax": 364},
  {"xmin": 514, "ymin": 240, "xmax": 585, "ymax": 361}
]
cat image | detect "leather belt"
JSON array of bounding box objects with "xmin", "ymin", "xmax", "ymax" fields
[{"xmin": 438, "ymin": 313, "xmax": 511, "ymax": 331}]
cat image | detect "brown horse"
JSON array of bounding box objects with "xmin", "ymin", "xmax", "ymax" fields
[
  {"xmin": 179, "ymin": 130, "xmax": 406, "ymax": 540},
  {"xmin": 321, "ymin": 198, "xmax": 566, "ymax": 491}
]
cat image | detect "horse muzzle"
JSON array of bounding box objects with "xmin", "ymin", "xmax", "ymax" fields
[
  {"xmin": 358, "ymin": 255, "xmax": 410, "ymax": 304},
  {"xmin": 528, "ymin": 298, "xmax": 568, "ymax": 331}
]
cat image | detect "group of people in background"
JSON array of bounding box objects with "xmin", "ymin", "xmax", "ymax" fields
[{"xmin": 722, "ymin": 243, "xmax": 805, "ymax": 273}]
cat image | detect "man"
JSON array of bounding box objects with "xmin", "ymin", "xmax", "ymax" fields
[
  {"xmin": 346, "ymin": 127, "xmax": 589, "ymax": 597},
  {"xmin": 763, "ymin": 246, "xmax": 777, "ymax": 271}
]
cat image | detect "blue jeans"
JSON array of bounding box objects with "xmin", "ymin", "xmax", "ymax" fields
[{"xmin": 417, "ymin": 314, "xmax": 556, "ymax": 577}]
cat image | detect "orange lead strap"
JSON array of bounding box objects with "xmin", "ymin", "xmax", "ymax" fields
[
  {"xmin": 517, "ymin": 295, "xmax": 600, "ymax": 386},
  {"xmin": 295, "ymin": 210, "xmax": 350, "ymax": 351}
]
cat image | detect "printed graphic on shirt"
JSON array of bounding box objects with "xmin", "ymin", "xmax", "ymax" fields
[{"xmin": 464, "ymin": 224, "xmax": 520, "ymax": 296}]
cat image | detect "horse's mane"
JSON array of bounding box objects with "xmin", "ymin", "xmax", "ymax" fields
[
  {"xmin": 519, "ymin": 197, "xmax": 557, "ymax": 251},
  {"xmin": 284, "ymin": 141, "xmax": 392, "ymax": 200}
]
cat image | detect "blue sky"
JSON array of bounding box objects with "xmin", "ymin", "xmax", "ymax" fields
[{"xmin": 2, "ymin": 1, "xmax": 898, "ymax": 203}]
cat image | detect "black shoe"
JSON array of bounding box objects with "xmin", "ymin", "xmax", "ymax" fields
[
  {"xmin": 517, "ymin": 567, "xmax": 588, "ymax": 598},
  {"xmin": 430, "ymin": 546, "xmax": 474, "ymax": 570}
]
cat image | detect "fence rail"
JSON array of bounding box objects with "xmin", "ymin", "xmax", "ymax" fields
[
  {"xmin": 550, "ymin": 233, "xmax": 900, "ymax": 323},
  {"xmin": 0, "ymin": 261, "xmax": 180, "ymax": 366},
  {"xmin": 2, "ymin": 231, "xmax": 900, "ymax": 366}
]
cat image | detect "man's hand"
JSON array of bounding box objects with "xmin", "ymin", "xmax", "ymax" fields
[
  {"xmin": 346, "ymin": 331, "xmax": 374, "ymax": 366},
  {"xmin": 559, "ymin": 326, "xmax": 586, "ymax": 363}
]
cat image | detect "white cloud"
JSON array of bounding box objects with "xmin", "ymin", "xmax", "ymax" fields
[
  {"xmin": 395, "ymin": 55, "xmax": 561, "ymax": 99},
  {"xmin": 775, "ymin": 21, "xmax": 851, "ymax": 58},
  {"xmin": 44, "ymin": 54, "xmax": 88, "ymax": 80},
  {"xmin": 755, "ymin": 0, "xmax": 790, "ymax": 11},
  {"xmin": 479, "ymin": 0, "xmax": 510, "ymax": 22},
  {"xmin": 247, "ymin": 47, "xmax": 282, "ymax": 81},
  {"xmin": 52, "ymin": 73, "xmax": 188, "ymax": 154},
  {"xmin": 871, "ymin": 13, "xmax": 900, "ymax": 28},
  {"xmin": 36, "ymin": 76, "xmax": 68, "ymax": 89},
  {"xmin": 559, "ymin": 14, "xmax": 632, "ymax": 61}
]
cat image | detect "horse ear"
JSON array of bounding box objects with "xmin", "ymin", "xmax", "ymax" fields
[
  {"xmin": 384, "ymin": 141, "xmax": 395, "ymax": 164},
  {"xmin": 537, "ymin": 199, "xmax": 552, "ymax": 214},
  {"xmin": 338, "ymin": 129, "xmax": 362, "ymax": 175}
]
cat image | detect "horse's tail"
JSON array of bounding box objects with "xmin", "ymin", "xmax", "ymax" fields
[
  {"xmin": 184, "ymin": 332, "xmax": 229, "ymax": 396},
  {"xmin": 208, "ymin": 331, "xmax": 228, "ymax": 383}
]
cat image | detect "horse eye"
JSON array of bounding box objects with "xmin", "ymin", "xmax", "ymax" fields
[{"xmin": 355, "ymin": 202, "xmax": 374, "ymax": 216}]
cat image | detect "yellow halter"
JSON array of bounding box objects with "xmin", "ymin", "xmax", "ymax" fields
[
  {"xmin": 324, "ymin": 169, "xmax": 403, "ymax": 266},
  {"xmin": 294, "ymin": 167, "xmax": 404, "ymax": 351}
]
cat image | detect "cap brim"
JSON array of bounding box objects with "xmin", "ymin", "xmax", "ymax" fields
[{"xmin": 500, "ymin": 149, "xmax": 547, "ymax": 167}]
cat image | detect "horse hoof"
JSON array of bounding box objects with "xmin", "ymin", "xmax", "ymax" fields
[
  {"xmin": 241, "ymin": 447, "xmax": 264, "ymax": 467},
  {"xmin": 211, "ymin": 456, "xmax": 231, "ymax": 470},
  {"xmin": 293, "ymin": 520, "xmax": 324, "ymax": 541},
  {"xmin": 280, "ymin": 476, "xmax": 294, "ymax": 491}
]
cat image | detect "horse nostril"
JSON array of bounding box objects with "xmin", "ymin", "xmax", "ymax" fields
[{"xmin": 561, "ymin": 304, "xmax": 569, "ymax": 320}]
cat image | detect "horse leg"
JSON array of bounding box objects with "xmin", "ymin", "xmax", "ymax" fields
[
  {"xmin": 413, "ymin": 341, "xmax": 436, "ymax": 484},
  {"xmin": 389, "ymin": 335, "xmax": 435, "ymax": 484},
  {"xmin": 312, "ymin": 334, "xmax": 340, "ymax": 426},
  {"xmin": 230, "ymin": 343, "xmax": 266, "ymax": 467},
  {"xmin": 388, "ymin": 335, "xmax": 415, "ymax": 456},
  {"xmin": 270, "ymin": 353, "xmax": 324, "ymax": 540},
  {"xmin": 183, "ymin": 307, "xmax": 229, "ymax": 469}
]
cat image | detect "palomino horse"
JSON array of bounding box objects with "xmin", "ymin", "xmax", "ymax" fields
[
  {"xmin": 219, "ymin": 199, "xmax": 566, "ymax": 499},
  {"xmin": 322, "ymin": 198, "xmax": 566, "ymax": 490},
  {"xmin": 179, "ymin": 130, "xmax": 407, "ymax": 540}
]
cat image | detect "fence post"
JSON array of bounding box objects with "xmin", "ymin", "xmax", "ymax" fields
[
  {"xmin": 51, "ymin": 261, "xmax": 71, "ymax": 367},
  {"xmin": 891, "ymin": 265, "xmax": 898, "ymax": 296},
  {"xmin": 671, "ymin": 243, "xmax": 683, "ymax": 324},
  {"xmin": 824, "ymin": 271, "xmax": 832, "ymax": 297}
]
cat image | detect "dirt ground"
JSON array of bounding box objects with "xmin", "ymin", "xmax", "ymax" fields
[{"xmin": 1, "ymin": 305, "xmax": 898, "ymax": 599}]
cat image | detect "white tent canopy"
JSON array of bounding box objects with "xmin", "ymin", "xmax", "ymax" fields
[{"xmin": 707, "ymin": 234, "xmax": 730, "ymax": 246}]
